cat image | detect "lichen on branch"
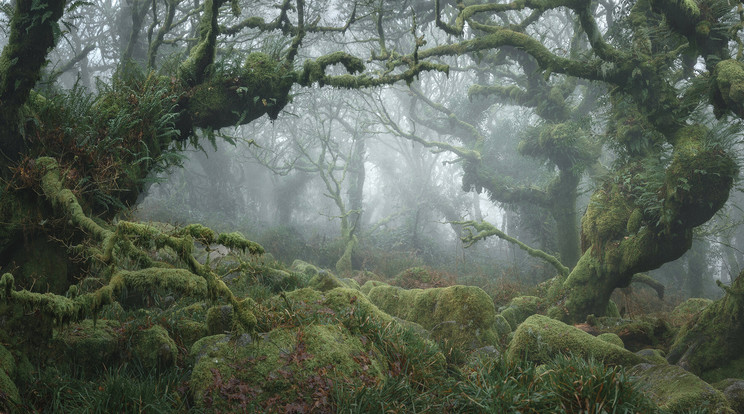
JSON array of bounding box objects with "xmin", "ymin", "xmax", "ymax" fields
[
  {"xmin": 459, "ymin": 220, "xmax": 570, "ymax": 276},
  {"xmin": 6, "ymin": 156, "xmax": 265, "ymax": 332}
]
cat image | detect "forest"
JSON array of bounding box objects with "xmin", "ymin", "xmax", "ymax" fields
[{"xmin": 1, "ymin": 0, "xmax": 744, "ymax": 412}]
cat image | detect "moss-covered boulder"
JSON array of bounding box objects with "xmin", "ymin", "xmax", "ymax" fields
[
  {"xmin": 591, "ymin": 316, "xmax": 672, "ymax": 352},
  {"xmin": 669, "ymin": 297, "xmax": 712, "ymax": 327},
  {"xmin": 131, "ymin": 325, "xmax": 178, "ymax": 369},
  {"xmin": 189, "ymin": 324, "xmax": 385, "ymax": 411},
  {"xmin": 54, "ymin": 319, "xmax": 122, "ymax": 371},
  {"xmin": 393, "ymin": 266, "xmax": 453, "ymax": 289},
  {"xmin": 668, "ymin": 272, "xmax": 744, "ymax": 383},
  {"xmin": 171, "ymin": 318, "xmax": 208, "ymax": 349},
  {"xmin": 291, "ymin": 259, "xmax": 321, "ymax": 277},
  {"xmin": 506, "ymin": 315, "xmax": 646, "ymax": 366},
  {"xmin": 636, "ymin": 348, "xmax": 668, "ymax": 365},
  {"xmin": 308, "ymin": 270, "xmax": 360, "ymax": 292},
  {"xmin": 629, "ymin": 363, "xmax": 734, "ymax": 413},
  {"xmin": 0, "ymin": 367, "xmax": 19, "ymax": 410},
  {"xmin": 500, "ymin": 296, "xmax": 540, "ymax": 330},
  {"xmin": 272, "ymin": 287, "xmax": 393, "ymax": 329},
  {"xmin": 206, "ymin": 305, "xmax": 234, "ymax": 335},
  {"xmin": 0, "ymin": 344, "xmax": 19, "ymax": 409},
  {"xmin": 597, "ymin": 332, "xmax": 624, "ymax": 348},
  {"xmin": 361, "ymin": 280, "xmax": 389, "ymax": 296},
  {"xmin": 713, "ymin": 379, "xmax": 744, "ymax": 414},
  {"xmin": 367, "ymin": 285, "xmax": 501, "ymax": 351}
]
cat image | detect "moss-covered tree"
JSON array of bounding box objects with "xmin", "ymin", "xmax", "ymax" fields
[{"xmin": 0, "ymin": 0, "xmax": 444, "ymax": 360}]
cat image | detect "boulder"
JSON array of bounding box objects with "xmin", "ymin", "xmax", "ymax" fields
[
  {"xmin": 630, "ymin": 363, "xmax": 734, "ymax": 413},
  {"xmin": 506, "ymin": 315, "xmax": 646, "ymax": 366},
  {"xmin": 368, "ymin": 285, "xmax": 501, "ymax": 351}
]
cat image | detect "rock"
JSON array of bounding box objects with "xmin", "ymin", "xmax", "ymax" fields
[
  {"xmin": 131, "ymin": 325, "xmax": 178, "ymax": 369},
  {"xmin": 368, "ymin": 284, "xmax": 501, "ymax": 351},
  {"xmin": 172, "ymin": 318, "xmax": 208, "ymax": 349},
  {"xmin": 670, "ymin": 298, "xmax": 713, "ymax": 327},
  {"xmin": 506, "ymin": 315, "xmax": 646, "ymax": 367},
  {"xmin": 592, "ymin": 316, "xmax": 672, "ymax": 352},
  {"xmin": 636, "ymin": 348, "xmax": 668, "ymax": 365},
  {"xmin": 308, "ymin": 270, "xmax": 360, "ymax": 292},
  {"xmin": 206, "ymin": 305, "xmax": 234, "ymax": 335},
  {"xmin": 713, "ymin": 379, "xmax": 744, "ymax": 414},
  {"xmin": 189, "ymin": 324, "xmax": 386, "ymax": 410},
  {"xmin": 500, "ymin": 296, "xmax": 540, "ymax": 330},
  {"xmin": 361, "ymin": 280, "xmax": 389, "ymax": 295},
  {"xmin": 597, "ymin": 332, "xmax": 624, "ymax": 348},
  {"xmin": 54, "ymin": 319, "xmax": 122, "ymax": 371},
  {"xmin": 630, "ymin": 363, "xmax": 734, "ymax": 413},
  {"xmin": 291, "ymin": 259, "xmax": 321, "ymax": 277}
]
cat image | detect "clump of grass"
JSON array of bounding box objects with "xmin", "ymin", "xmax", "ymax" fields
[{"xmin": 22, "ymin": 363, "xmax": 194, "ymax": 413}]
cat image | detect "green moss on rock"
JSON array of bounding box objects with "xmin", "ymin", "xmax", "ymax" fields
[
  {"xmin": 0, "ymin": 367, "xmax": 19, "ymax": 408},
  {"xmin": 629, "ymin": 363, "xmax": 734, "ymax": 413},
  {"xmin": 506, "ymin": 315, "xmax": 646, "ymax": 366},
  {"xmin": 367, "ymin": 285, "xmax": 501, "ymax": 351},
  {"xmin": 308, "ymin": 271, "xmax": 360, "ymax": 292},
  {"xmin": 291, "ymin": 260, "xmax": 321, "ymax": 277},
  {"xmin": 361, "ymin": 280, "xmax": 389, "ymax": 296},
  {"xmin": 713, "ymin": 379, "xmax": 744, "ymax": 414},
  {"xmin": 172, "ymin": 318, "xmax": 208, "ymax": 349},
  {"xmin": 189, "ymin": 324, "xmax": 385, "ymax": 409},
  {"xmin": 593, "ymin": 316, "xmax": 672, "ymax": 352},
  {"xmin": 206, "ymin": 305, "xmax": 234, "ymax": 335},
  {"xmin": 669, "ymin": 297, "xmax": 712, "ymax": 327},
  {"xmin": 500, "ymin": 295, "xmax": 540, "ymax": 330},
  {"xmin": 53, "ymin": 319, "xmax": 122, "ymax": 371},
  {"xmin": 131, "ymin": 325, "xmax": 178, "ymax": 370},
  {"xmin": 636, "ymin": 348, "xmax": 668, "ymax": 365},
  {"xmin": 597, "ymin": 332, "xmax": 625, "ymax": 348}
]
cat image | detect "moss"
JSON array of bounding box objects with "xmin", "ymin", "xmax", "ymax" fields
[
  {"xmin": 700, "ymin": 355, "xmax": 744, "ymax": 383},
  {"xmin": 0, "ymin": 367, "xmax": 19, "ymax": 408},
  {"xmin": 606, "ymin": 299, "xmax": 621, "ymax": 318},
  {"xmin": 216, "ymin": 232, "xmax": 264, "ymax": 256},
  {"xmin": 713, "ymin": 379, "xmax": 744, "ymax": 414},
  {"xmin": 53, "ymin": 319, "xmax": 122, "ymax": 371},
  {"xmin": 277, "ymin": 287, "xmax": 394, "ymax": 328},
  {"xmin": 206, "ymin": 305, "xmax": 234, "ymax": 335},
  {"xmin": 360, "ymin": 280, "xmax": 389, "ymax": 296},
  {"xmin": 668, "ymin": 272, "xmax": 744, "ymax": 381},
  {"xmin": 506, "ymin": 315, "xmax": 646, "ymax": 367},
  {"xmin": 669, "ymin": 297, "xmax": 712, "ymax": 327},
  {"xmin": 291, "ymin": 260, "xmax": 321, "ymax": 277},
  {"xmin": 500, "ymin": 295, "xmax": 540, "ymax": 330},
  {"xmin": 367, "ymin": 285, "xmax": 501, "ymax": 350},
  {"xmin": 131, "ymin": 325, "xmax": 178, "ymax": 369},
  {"xmin": 714, "ymin": 59, "xmax": 744, "ymax": 117},
  {"xmin": 308, "ymin": 271, "xmax": 359, "ymax": 292},
  {"xmin": 626, "ymin": 208, "xmax": 643, "ymax": 234},
  {"xmin": 189, "ymin": 324, "xmax": 385, "ymax": 409},
  {"xmin": 0, "ymin": 345, "xmax": 14, "ymax": 379},
  {"xmin": 636, "ymin": 348, "xmax": 668, "ymax": 365},
  {"xmin": 629, "ymin": 363, "xmax": 734, "ymax": 413},
  {"xmin": 110, "ymin": 268, "xmax": 208, "ymax": 298},
  {"xmin": 597, "ymin": 332, "xmax": 624, "ymax": 348},
  {"xmin": 593, "ymin": 316, "xmax": 671, "ymax": 352},
  {"xmin": 172, "ymin": 318, "xmax": 208, "ymax": 349}
]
